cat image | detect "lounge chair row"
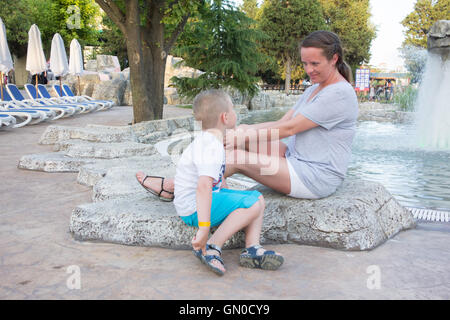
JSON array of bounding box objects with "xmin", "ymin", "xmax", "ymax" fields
[{"xmin": 0, "ymin": 84, "xmax": 113, "ymax": 129}]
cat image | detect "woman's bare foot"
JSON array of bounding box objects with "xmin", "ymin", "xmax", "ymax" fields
[{"xmin": 135, "ymin": 172, "xmax": 175, "ymax": 200}]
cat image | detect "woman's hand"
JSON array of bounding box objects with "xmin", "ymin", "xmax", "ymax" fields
[{"xmin": 225, "ymin": 126, "xmax": 250, "ymax": 151}]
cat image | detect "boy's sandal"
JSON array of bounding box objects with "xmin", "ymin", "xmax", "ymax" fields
[
  {"xmin": 192, "ymin": 243, "xmax": 225, "ymax": 276},
  {"xmin": 239, "ymin": 245, "xmax": 284, "ymax": 270},
  {"xmin": 136, "ymin": 175, "xmax": 174, "ymax": 202}
]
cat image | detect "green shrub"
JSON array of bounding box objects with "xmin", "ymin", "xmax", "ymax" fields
[{"xmin": 393, "ymin": 86, "xmax": 418, "ymax": 111}]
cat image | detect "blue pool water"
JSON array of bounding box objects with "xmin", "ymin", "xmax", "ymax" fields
[{"xmin": 241, "ymin": 108, "xmax": 450, "ymax": 210}]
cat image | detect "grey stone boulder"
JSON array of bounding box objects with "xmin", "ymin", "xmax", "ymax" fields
[
  {"xmin": 92, "ymin": 79, "xmax": 127, "ymax": 106},
  {"xmin": 18, "ymin": 152, "xmax": 98, "ymax": 172},
  {"xmin": 77, "ymin": 153, "xmax": 175, "ymax": 188},
  {"xmin": 70, "ymin": 176, "xmax": 416, "ymax": 251},
  {"xmin": 428, "ymin": 20, "xmax": 450, "ymax": 53},
  {"xmin": 123, "ymin": 81, "xmax": 132, "ymax": 106},
  {"xmin": 39, "ymin": 125, "xmax": 133, "ymax": 145},
  {"xmin": 250, "ymin": 92, "xmax": 274, "ymax": 110},
  {"xmin": 53, "ymin": 140, "xmax": 156, "ymax": 159},
  {"xmin": 96, "ymin": 55, "xmax": 121, "ymax": 73}
]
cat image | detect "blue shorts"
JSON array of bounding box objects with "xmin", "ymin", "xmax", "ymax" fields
[{"xmin": 180, "ymin": 188, "xmax": 262, "ymax": 227}]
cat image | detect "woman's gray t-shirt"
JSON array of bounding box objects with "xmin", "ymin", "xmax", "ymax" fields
[{"xmin": 285, "ymin": 81, "xmax": 358, "ymax": 198}]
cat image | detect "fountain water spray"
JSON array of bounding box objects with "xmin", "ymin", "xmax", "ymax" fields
[{"xmin": 415, "ymin": 20, "xmax": 450, "ymax": 150}]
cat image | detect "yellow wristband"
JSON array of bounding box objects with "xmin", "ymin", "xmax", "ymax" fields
[{"xmin": 198, "ymin": 221, "xmax": 211, "ymax": 227}]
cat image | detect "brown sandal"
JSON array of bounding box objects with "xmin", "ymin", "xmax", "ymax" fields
[{"xmin": 136, "ymin": 175, "xmax": 174, "ymax": 202}]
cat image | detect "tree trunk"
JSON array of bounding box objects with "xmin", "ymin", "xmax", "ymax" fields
[
  {"xmin": 285, "ymin": 55, "xmax": 291, "ymax": 95},
  {"xmin": 96, "ymin": 0, "xmax": 189, "ymax": 123},
  {"xmin": 125, "ymin": 1, "xmax": 166, "ymax": 123}
]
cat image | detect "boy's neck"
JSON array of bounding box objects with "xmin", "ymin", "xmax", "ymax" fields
[{"xmin": 204, "ymin": 127, "xmax": 225, "ymax": 143}]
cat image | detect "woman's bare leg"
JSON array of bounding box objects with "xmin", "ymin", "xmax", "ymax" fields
[
  {"xmin": 136, "ymin": 141, "xmax": 289, "ymax": 198},
  {"xmin": 225, "ymin": 149, "xmax": 292, "ymax": 195}
]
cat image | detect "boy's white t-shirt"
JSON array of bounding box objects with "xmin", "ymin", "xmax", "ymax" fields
[{"xmin": 174, "ymin": 131, "xmax": 226, "ymax": 217}]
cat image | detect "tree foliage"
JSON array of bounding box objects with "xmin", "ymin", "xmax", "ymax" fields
[
  {"xmin": 96, "ymin": 0, "xmax": 202, "ymax": 122},
  {"xmin": 240, "ymin": 0, "xmax": 261, "ymax": 21},
  {"xmin": 97, "ymin": 15, "xmax": 129, "ymax": 69},
  {"xmin": 0, "ymin": 0, "xmax": 102, "ymax": 57},
  {"xmin": 318, "ymin": 0, "xmax": 376, "ymax": 71},
  {"xmin": 401, "ymin": 0, "xmax": 450, "ymax": 49},
  {"xmin": 171, "ymin": 0, "xmax": 267, "ymax": 99},
  {"xmin": 399, "ymin": 45, "xmax": 428, "ymax": 84},
  {"xmin": 258, "ymin": 0, "xmax": 326, "ymax": 91}
]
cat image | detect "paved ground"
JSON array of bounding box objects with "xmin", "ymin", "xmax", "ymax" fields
[{"xmin": 1, "ymin": 106, "xmax": 449, "ymax": 300}]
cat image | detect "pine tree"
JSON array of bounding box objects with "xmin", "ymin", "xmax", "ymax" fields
[
  {"xmin": 258, "ymin": 0, "xmax": 326, "ymax": 93},
  {"xmin": 171, "ymin": 0, "xmax": 267, "ymax": 99}
]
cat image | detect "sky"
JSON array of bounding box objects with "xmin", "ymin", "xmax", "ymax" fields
[
  {"xmin": 368, "ymin": 0, "xmax": 416, "ymax": 71},
  {"xmin": 232, "ymin": 0, "xmax": 418, "ymax": 71}
]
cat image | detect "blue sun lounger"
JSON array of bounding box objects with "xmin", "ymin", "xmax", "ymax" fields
[
  {"xmin": 0, "ymin": 89, "xmax": 55, "ymax": 123},
  {"xmin": 52, "ymin": 84, "xmax": 102, "ymax": 111},
  {"xmin": 31, "ymin": 84, "xmax": 97, "ymax": 113},
  {"xmin": 0, "ymin": 110, "xmax": 44, "ymax": 127},
  {"xmin": 0, "ymin": 113, "xmax": 16, "ymax": 128},
  {"xmin": 6, "ymin": 84, "xmax": 78, "ymax": 118},
  {"xmin": 60, "ymin": 84, "xmax": 113, "ymax": 110}
]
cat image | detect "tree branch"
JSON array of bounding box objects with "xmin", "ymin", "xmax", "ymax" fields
[
  {"xmin": 164, "ymin": 13, "xmax": 191, "ymax": 53},
  {"xmin": 95, "ymin": 0, "xmax": 127, "ymax": 34}
]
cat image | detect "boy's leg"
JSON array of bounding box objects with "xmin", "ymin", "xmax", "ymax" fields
[
  {"xmin": 198, "ymin": 199, "xmax": 262, "ymax": 274},
  {"xmin": 208, "ymin": 198, "xmax": 262, "ymax": 248},
  {"xmin": 243, "ymin": 195, "xmax": 265, "ymax": 248}
]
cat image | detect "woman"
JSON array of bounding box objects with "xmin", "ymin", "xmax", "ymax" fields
[{"xmin": 136, "ymin": 30, "xmax": 358, "ymax": 200}]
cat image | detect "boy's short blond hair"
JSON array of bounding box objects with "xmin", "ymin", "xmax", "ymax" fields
[{"xmin": 193, "ymin": 89, "xmax": 232, "ymax": 129}]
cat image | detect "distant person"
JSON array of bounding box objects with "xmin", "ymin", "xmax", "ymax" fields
[
  {"xmin": 369, "ymin": 81, "xmax": 375, "ymax": 101},
  {"xmin": 385, "ymin": 80, "xmax": 390, "ymax": 100},
  {"xmin": 29, "ymin": 72, "xmax": 48, "ymax": 85}
]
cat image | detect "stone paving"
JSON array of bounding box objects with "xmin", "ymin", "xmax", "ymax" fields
[{"xmin": 1, "ymin": 105, "xmax": 449, "ymax": 299}]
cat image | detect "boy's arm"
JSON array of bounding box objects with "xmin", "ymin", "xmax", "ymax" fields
[{"xmin": 192, "ymin": 175, "xmax": 213, "ymax": 254}]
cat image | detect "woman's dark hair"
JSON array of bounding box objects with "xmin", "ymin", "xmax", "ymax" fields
[{"xmin": 300, "ymin": 30, "xmax": 352, "ymax": 83}]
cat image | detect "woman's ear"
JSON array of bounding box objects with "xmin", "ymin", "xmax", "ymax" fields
[{"xmin": 333, "ymin": 53, "xmax": 339, "ymax": 65}]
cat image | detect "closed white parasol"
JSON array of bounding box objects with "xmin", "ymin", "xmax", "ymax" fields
[
  {"xmin": 68, "ymin": 38, "xmax": 83, "ymax": 95},
  {"xmin": 0, "ymin": 18, "xmax": 14, "ymax": 100},
  {"xmin": 26, "ymin": 24, "xmax": 47, "ymax": 98},
  {"xmin": 50, "ymin": 33, "xmax": 69, "ymax": 96}
]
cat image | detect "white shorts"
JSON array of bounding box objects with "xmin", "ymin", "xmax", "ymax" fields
[{"xmin": 286, "ymin": 159, "xmax": 320, "ymax": 199}]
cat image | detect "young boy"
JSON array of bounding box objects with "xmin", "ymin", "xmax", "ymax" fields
[{"xmin": 174, "ymin": 89, "xmax": 284, "ymax": 276}]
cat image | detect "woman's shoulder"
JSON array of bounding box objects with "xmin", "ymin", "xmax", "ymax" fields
[{"xmin": 325, "ymin": 81, "xmax": 357, "ymax": 101}]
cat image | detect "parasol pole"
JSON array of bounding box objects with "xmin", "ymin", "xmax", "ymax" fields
[
  {"xmin": 78, "ymin": 75, "xmax": 81, "ymax": 96},
  {"xmin": 59, "ymin": 77, "xmax": 62, "ymax": 96},
  {"xmin": 1, "ymin": 72, "xmax": 3, "ymax": 101},
  {"xmin": 35, "ymin": 74, "xmax": 38, "ymax": 99}
]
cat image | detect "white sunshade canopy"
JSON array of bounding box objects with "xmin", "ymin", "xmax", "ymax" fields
[
  {"xmin": 26, "ymin": 24, "xmax": 47, "ymax": 75},
  {"xmin": 50, "ymin": 33, "xmax": 69, "ymax": 77},
  {"xmin": 0, "ymin": 18, "xmax": 13, "ymax": 73},
  {"xmin": 69, "ymin": 38, "xmax": 84, "ymax": 76}
]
